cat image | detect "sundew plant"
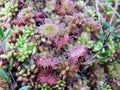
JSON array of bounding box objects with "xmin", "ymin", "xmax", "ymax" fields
[{"xmin": 0, "ymin": 0, "xmax": 120, "ymax": 90}]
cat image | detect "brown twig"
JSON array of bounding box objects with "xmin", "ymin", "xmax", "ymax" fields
[
  {"xmin": 9, "ymin": 69, "xmax": 16, "ymax": 84},
  {"xmin": 81, "ymin": 44, "xmax": 107, "ymax": 65},
  {"xmin": 8, "ymin": 69, "xmax": 16, "ymax": 90},
  {"xmin": 103, "ymin": 0, "xmax": 119, "ymax": 47},
  {"xmin": 105, "ymin": 1, "xmax": 120, "ymax": 18},
  {"xmin": 81, "ymin": 27, "xmax": 113, "ymax": 65},
  {"xmin": 95, "ymin": 0, "xmax": 104, "ymax": 32},
  {"xmin": 110, "ymin": 0, "xmax": 118, "ymax": 25},
  {"xmin": 83, "ymin": 0, "xmax": 89, "ymax": 6},
  {"xmin": 95, "ymin": 0, "xmax": 101, "ymax": 21}
]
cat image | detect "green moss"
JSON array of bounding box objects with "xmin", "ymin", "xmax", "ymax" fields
[
  {"xmin": 0, "ymin": 1, "xmax": 18, "ymax": 17},
  {"xmin": 99, "ymin": 81, "xmax": 111, "ymax": 90},
  {"xmin": 16, "ymin": 24, "xmax": 36, "ymax": 47},
  {"xmin": 16, "ymin": 42, "xmax": 36, "ymax": 62},
  {"xmin": 77, "ymin": 32, "xmax": 94, "ymax": 47},
  {"xmin": 40, "ymin": 84, "xmax": 52, "ymax": 90},
  {"xmin": 53, "ymin": 79, "xmax": 65, "ymax": 90}
]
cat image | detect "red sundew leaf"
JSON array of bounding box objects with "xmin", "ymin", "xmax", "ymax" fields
[
  {"xmin": 56, "ymin": 34, "xmax": 69, "ymax": 50},
  {"xmin": 37, "ymin": 56, "xmax": 61, "ymax": 68},
  {"xmin": 69, "ymin": 62, "xmax": 80, "ymax": 73},
  {"xmin": 13, "ymin": 60, "xmax": 20, "ymax": 68},
  {"xmin": 37, "ymin": 74, "xmax": 57, "ymax": 86},
  {"xmin": 67, "ymin": 44, "xmax": 88, "ymax": 59}
]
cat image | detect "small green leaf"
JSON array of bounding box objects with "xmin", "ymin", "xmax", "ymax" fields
[
  {"xmin": 99, "ymin": 35, "xmax": 106, "ymax": 41},
  {"xmin": 102, "ymin": 21, "xmax": 111, "ymax": 28},
  {"xmin": 32, "ymin": 47, "xmax": 37, "ymax": 54},
  {"xmin": 4, "ymin": 27, "xmax": 11, "ymax": 38},
  {"xmin": 98, "ymin": 32, "xmax": 106, "ymax": 41},
  {"xmin": 0, "ymin": 26, "xmax": 4, "ymax": 38},
  {"xmin": 0, "ymin": 68, "xmax": 10, "ymax": 82},
  {"xmin": 108, "ymin": 26, "xmax": 116, "ymax": 32},
  {"xmin": 9, "ymin": 59, "xmax": 14, "ymax": 70},
  {"xmin": 112, "ymin": 32, "xmax": 120, "ymax": 38},
  {"xmin": 19, "ymin": 86, "xmax": 30, "ymax": 90},
  {"xmin": 108, "ymin": 65, "xmax": 113, "ymax": 71}
]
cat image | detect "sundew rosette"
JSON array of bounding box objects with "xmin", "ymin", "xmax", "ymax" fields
[
  {"xmin": 67, "ymin": 44, "xmax": 88, "ymax": 60},
  {"xmin": 37, "ymin": 73, "xmax": 57, "ymax": 86},
  {"xmin": 41, "ymin": 23, "xmax": 58, "ymax": 37},
  {"xmin": 36, "ymin": 56, "xmax": 61, "ymax": 69},
  {"xmin": 38, "ymin": 19, "xmax": 65, "ymax": 39}
]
